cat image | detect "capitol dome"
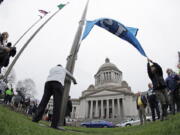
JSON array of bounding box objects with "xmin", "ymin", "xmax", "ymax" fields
[
  {"xmin": 96, "ymin": 58, "xmax": 121, "ymax": 74},
  {"xmin": 94, "ymin": 58, "xmax": 122, "ymax": 88}
]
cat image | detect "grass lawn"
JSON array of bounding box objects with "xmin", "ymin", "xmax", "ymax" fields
[{"xmin": 0, "ymin": 105, "xmax": 180, "ymax": 135}]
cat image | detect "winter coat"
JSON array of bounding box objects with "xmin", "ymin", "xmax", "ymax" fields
[
  {"xmin": 147, "ymin": 62, "xmax": 166, "ymax": 90},
  {"xmin": 65, "ymin": 100, "xmax": 72, "ymax": 117},
  {"xmin": 0, "ymin": 42, "xmax": 16, "ymax": 67},
  {"xmin": 166, "ymin": 74, "xmax": 180, "ymax": 91}
]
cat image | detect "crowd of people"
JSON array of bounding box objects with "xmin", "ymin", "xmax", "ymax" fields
[
  {"xmin": 0, "ymin": 82, "xmax": 73, "ymax": 124},
  {"xmin": 0, "ymin": 84, "xmax": 38, "ymax": 115},
  {"xmin": 136, "ymin": 59, "xmax": 180, "ymax": 125}
]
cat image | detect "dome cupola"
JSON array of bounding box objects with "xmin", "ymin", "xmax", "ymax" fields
[{"xmin": 94, "ymin": 58, "xmax": 122, "ymax": 87}]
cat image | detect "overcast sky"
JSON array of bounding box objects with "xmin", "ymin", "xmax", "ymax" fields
[{"xmin": 0, "ymin": 0, "xmax": 180, "ymax": 100}]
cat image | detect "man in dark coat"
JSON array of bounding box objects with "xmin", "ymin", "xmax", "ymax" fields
[
  {"xmin": 166, "ymin": 68, "xmax": 180, "ymax": 113},
  {"xmin": 64, "ymin": 96, "xmax": 72, "ymax": 126},
  {"xmin": 0, "ymin": 32, "xmax": 10, "ymax": 72},
  {"xmin": 66, "ymin": 96, "xmax": 72, "ymax": 117},
  {"xmin": 147, "ymin": 59, "xmax": 169, "ymax": 120},
  {"xmin": 0, "ymin": 32, "xmax": 16, "ymax": 72},
  {"xmin": 147, "ymin": 83, "xmax": 160, "ymax": 121}
]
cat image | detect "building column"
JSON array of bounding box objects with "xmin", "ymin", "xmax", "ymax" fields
[
  {"xmin": 117, "ymin": 98, "xmax": 120, "ymax": 118},
  {"xmin": 112, "ymin": 72, "xmax": 115, "ymax": 81},
  {"xmin": 101, "ymin": 100, "xmax": 104, "ymax": 119},
  {"xmin": 90, "ymin": 100, "xmax": 93, "ymax": 119},
  {"xmin": 106, "ymin": 99, "xmax": 109, "ymax": 119},
  {"xmin": 120, "ymin": 98, "xmax": 124, "ymax": 121},
  {"xmin": 71, "ymin": 107, "xmax": 74, "ymax": 118},
  {"xmin": 85, "ymin": 101, "xmax": 89, "ymax": 119},
  {"xmin": 72, "ymin": 106, "xmax": 76, "ymax": 118},
  {"xmin": 112, "ymin": 99, "xmax": 115, "ymax": 119},
  {"xmin": 95, "ymin": 100, "xmax": 99, "ymax": 117}
]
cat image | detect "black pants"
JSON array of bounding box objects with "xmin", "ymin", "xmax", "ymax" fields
[
  {"xmin": 149, "ymin": 103, "xmax": 160, "ymax": 121},
  {"xmin": 169, "ymin": 90, "xmax": 180, "ymax": 114},
  {"xmin": 32, "ymin": 81, "xmax": 63, "ymax": 128},
  {"xmin": 4, "ymin": 95, "xmax": 12, "ymax": 104}
]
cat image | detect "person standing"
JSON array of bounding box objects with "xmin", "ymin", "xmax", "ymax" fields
[
  {"xmin": 136, "ymin": 92, "xmax": 147, "ymax": 125},
  {"xmin": 4, "ymin": 87, "xmax": 14, "ymax": 104},
  {"xmin": 32, "ymin": 64, "xmax": 77, "ymax": 129},
  {"xmin": 64, "ymin": 96, "xmax": 72, "ymax": 126},
  {"xmin": 0, "ymin": 32, "xmax": 9, "ymax": 47},
  {"xmin": 147, "ymin": 83, "xmax": 160, "ymax": 121},
  {"xmin": 0, "ymin": 32, "xmax": 11, "ymax": 72},
  {"xmin": 166, "ymin": 68, "xmax": 180, "ymax": 113},
  {"xmin": 147, "ymin": 59, "xmax": 169, "ymax": 120},
  {"xmin": 177, "ymin": 64, "xmax": 180, "ymax": 110},
  {"xmin": 177, "ymin": 64, "xmax": 180, "ymax": 75}
]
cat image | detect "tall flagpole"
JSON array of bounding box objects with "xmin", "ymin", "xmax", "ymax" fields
[
  {"xmin": 59, "ymin": 0, "xmax": 89, "ymax": 126},
  {"xmin": 13, "ymin": 16, "xmax": 43, "ymax": 47},
  {"xmin": 2, "ymin": 3, "xmax": 69, "ymax": 80}
]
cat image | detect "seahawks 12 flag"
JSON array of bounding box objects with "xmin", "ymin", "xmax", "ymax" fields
[{"xmin": 82, "ymin": 18, "xmax": 147, "ymax": 57}]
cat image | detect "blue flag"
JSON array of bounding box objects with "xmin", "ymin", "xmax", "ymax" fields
[{"xmin": 82, "ymin": 18, "xmax": 147, "ymax": 57}]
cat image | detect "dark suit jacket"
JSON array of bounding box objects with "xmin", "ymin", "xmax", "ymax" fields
[{"xmin": 147, "ymin": 62, "xmax": 166, "ymax": 90}]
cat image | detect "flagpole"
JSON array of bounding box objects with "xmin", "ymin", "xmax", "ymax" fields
[
  {"xmin": 2, "ymin": 3, "xmax": 69, "ymax": 80},
  {"xmin": 13, "ymin": 16, "xmax": 43, "ymax": 47},
  {"xmin": 58, "ymin": 0, "xmax": 89, "ymax": 126}
]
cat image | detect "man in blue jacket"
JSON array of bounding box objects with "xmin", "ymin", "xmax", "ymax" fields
[{"xmin": 166, "ymin": 68, "xmax": 180, "ymax": 113}]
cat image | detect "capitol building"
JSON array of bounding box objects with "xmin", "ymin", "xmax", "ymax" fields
[{"xmin": 71, "ymin": 58, "xmax": 138, "ymax": 123}]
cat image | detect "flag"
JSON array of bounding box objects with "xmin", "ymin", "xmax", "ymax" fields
[
  {"xmin": 82, "ymin": 18, "xmax": 147, "ymax": 57},
  {"xmin": 38, "ymin": 9, "xmax": 48, "ymax": 15},
  {"xmin": 57, "ymin": 4, "xmax": 66, "ymax": 9}
]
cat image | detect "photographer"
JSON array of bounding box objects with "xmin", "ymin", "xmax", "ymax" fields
[{"xmin": 0, "ymin": 32, "xmax": 16, "ymax": 72}]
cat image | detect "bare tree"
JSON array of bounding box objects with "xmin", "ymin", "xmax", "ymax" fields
[
  {"xmin": 7, "ymin": 69, "xmax": 16, "ymax": 85},
  {"xmin": 16, "ymin": 78, "xmax": 36, "ymax": 98},
  {"xmin": 1, "ymin": 68, "xmax": 16, "ymax": 88}
]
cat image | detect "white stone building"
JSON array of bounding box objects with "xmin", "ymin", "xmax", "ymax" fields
[{"xmin": 71, "ymin": 58, "xmax": 138, "ymax": 123}]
